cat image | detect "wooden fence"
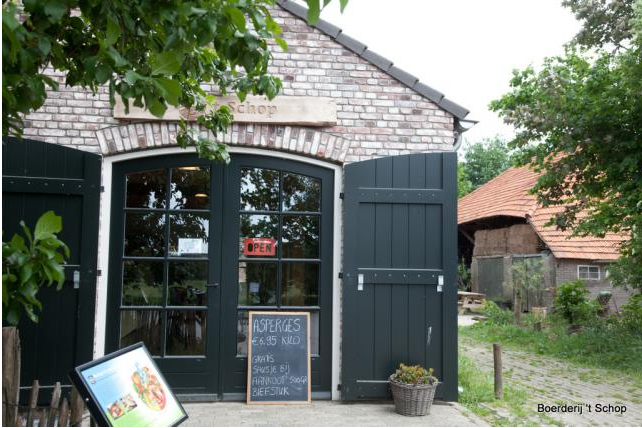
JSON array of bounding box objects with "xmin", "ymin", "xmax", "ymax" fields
[
  {"xmin": 13, "ymin": 382, "xmax": 87, "ymax": 427},
  {"xmin": 2, "ymin": 327, "xmax": 90, "ymax": 427}
]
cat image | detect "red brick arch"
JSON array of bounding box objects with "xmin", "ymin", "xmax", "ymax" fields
[{"xmin": 96, "ymin": 122, "xmax": 350, "ymax": 163}]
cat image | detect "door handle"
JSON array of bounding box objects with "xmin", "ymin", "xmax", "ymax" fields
[{"xmin": 206, "ymin": 283, "xmax": 219, "ymax": 289}]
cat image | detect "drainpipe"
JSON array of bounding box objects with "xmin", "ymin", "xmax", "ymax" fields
[{"xmin": 454, "ymin": 132, "xmax": 464, "ymax": 151}]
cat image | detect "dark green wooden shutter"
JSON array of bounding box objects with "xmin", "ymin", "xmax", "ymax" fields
[
  {"xmin": 341, "ymin": 153, "xmax": 458, "ymax": 401},
  {"xmin": 2, "ymin": 138, "xmax": 101, "ymax": 402}
]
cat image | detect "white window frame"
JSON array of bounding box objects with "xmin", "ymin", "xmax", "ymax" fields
[{"xmin": 578, "ymin": 265, "xmax": 600, "ymax": 281}]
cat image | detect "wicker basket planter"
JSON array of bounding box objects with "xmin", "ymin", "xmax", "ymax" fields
[{"xmin": 389, "ymin": 375, "xmax": 439, "ymax": 417}]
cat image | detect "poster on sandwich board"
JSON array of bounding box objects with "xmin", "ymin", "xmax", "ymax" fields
[{"xmin": 69, "ymin": 342, "xmax": 187, "ymax": 427}]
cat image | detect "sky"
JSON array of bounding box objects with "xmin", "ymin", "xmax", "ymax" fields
[{"xmin": 316, "ymin": 0, "xmax": 581, "ymax": 147}]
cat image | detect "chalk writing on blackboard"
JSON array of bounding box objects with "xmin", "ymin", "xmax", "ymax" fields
[{"xmin": 247, "ymin": 312, "xmax": 311, "ymax": 404}]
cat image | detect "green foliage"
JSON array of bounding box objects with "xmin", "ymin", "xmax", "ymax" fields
[
  {"xmin": 554, "ymin": 280, "xmax": 598, "ymax": 325},
  {"xmin": 616, "ymin": 293, "xmax": 642, "ymax": 333},
  {"xmin": 390, "ymin": 363, "xmax": 437, "ymax": 385},
  {"xmin": 305, "ymin": 0, "xmax": 349, "ymax": 23},
  {"xmin": 480, "ymin": 300, "xmax": 513, "ymax": 326},
  {"xmin": 510, "ymin": 258, "xmax": 545, "ymax": 307},
  {"xmin": 2, "ymin": 211, "xmax": 69, "ymax": 325},
  {"xmin": 460, "ymin": 137, "xmax": 512, "ymax": 191},
  {"xmin": 461, "ymin": 305, "xmax": 642, "ymax": 383},
  {"xmin": 457, "ymin": 164, "xmax": 473, "ymax": 197},
  {"xmin": 2, "ymin": 0, "xmax": 346, "ymax": 162},
  {"xmin": 562, "ymin": 0, "xmax": 637, "ymax": 49},
  {"xmin": 458, "ymin": 355, "xmax": 496, "ymax": 408},
  {"xmin": 490, "ymin": 0, "xmax": 642, "ymax": 290},
  {"xmin": 457, "ymin": 258, "xmax": 471, "ymax": 291},
  {"xmin": 458, "ymin": 354, "xmax": 541, "ymax": 426}
]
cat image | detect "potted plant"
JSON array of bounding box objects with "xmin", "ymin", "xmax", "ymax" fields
[{"xmin": 389, "ymin": 363, "xmax": 439, "ymax": 416}]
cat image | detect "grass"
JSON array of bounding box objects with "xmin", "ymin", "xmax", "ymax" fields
[
  {"xmin": 458, "ymin": 353, "xmax": 561, "ymax": 426},
  {"xmin": 459, "ymin": 312, "xmax": 642, "ymax": 388}
]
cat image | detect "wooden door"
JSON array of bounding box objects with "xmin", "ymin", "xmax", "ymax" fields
[
  {"xmin": 2, "ymin": 138, "xmax": 101, "ymax": 403},
  {"xmin": 341, "ymin": 153, "xmax": 458, "ymax": 401}
]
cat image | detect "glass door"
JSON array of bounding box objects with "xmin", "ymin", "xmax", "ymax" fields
[
  {"xmin": 107, "ymin": 156, "xmax": 223, "ymax": 397},
  {"xmin": 220, "ymin": 155, "xmax": 334, "ymax": 398}
]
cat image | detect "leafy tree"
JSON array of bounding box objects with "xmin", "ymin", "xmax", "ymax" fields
[
  {"xmin": 490, "ymin": 0, "xmax": 642, "ymax": 290},
  {"xmin": 510, "ymin": 258, "xmax": 545, "ymax": 308},
  {"xmin": 2, "ymin": 0, "xmax": 348, "ymax": 324},
  {"xmin": 2, "ymin": 0, "xmax": 347, "ymax": 162},
  {"xmin": 457, "ymin": 164, "xmax": 473, "ymax": 197},
  {"xmin": 461, "ymin": 137, "xmax": 512, "ymax": 191},
  {"xmin": 2, "ymin": 212, "xmax": 69, "ymax": 325}
]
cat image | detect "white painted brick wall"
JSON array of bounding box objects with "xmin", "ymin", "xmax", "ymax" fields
[{"xmin": 22, "ymin": 5, "xmax": 455, "ymax": 162}]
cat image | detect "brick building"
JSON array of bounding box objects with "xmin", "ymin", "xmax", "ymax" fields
[
  {"xmin": 458, "ymin": 164, "xmax": 630, "ymax": 310},
  {"xmin": 22, "ymin": 2, "xmax": 468, "ymax": 160},
  {"xmin": 4, "ymin": 1, "xmax": 471, "ymax": 402}
]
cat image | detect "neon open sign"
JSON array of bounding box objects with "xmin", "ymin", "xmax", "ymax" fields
[{"xmin": 243, "ymin": 238, "xmax": 277, "ymax": 256}]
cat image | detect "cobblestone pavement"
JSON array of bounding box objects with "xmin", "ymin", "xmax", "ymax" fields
[
  {"xmin": 182, "ymin": 400, "xmax": 487, "ymax": 427},
  {"xmin": 460, "ymin": 337, "xmax": 642, "ymax": 426}
]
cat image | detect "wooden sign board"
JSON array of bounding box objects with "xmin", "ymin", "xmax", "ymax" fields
[
  {"xmin": 247, "ymin": 311, "xmax": 311, "ymax": 405},
  {"xmin": 114, "ymin": 95, "xmax": 337, "ymax": 126}
]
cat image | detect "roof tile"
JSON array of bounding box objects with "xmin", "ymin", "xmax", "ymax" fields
[{"xmin": 458, "ymin": 165, "xmax": 625, "ymax": 261}]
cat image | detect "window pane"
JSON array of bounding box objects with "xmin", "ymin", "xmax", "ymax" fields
[
  {"xmin": 124, "ymin": 212, "xmax": 165, "ymax": 257},
  {"xmin": 126, "ymin": 170, "xmax": 167, "ymax": 209},
  {"xmin": 122, "ymin": 261, "xmax": 164, "ymax": 306},
  {"xmin": 170, "ymin": 167, "xmax": 210, "ymax": 210},
  {"xmin": 168, "ymin": 261, "xmax": 208, "ymax": 306},
  {"xmin": 238, "ymin": 262, "xmax": 277, "ymax": 305},
  {"xmin": 169, "ymin": 213, "xmax": 209, "ymax": 257},
  {"xmin": 240, "ymin": 167, "xmax": 279, "ymax": 211},
  {"xmin": 237, "ymin": 310, "xmax": 249, "ymax": 356},
  {"xmin": 239, "ymin": 214, "xmax": 279, "ymax": 258},
  {"xmin": 282, "ymin": 173, "xmax": 320, "ymax": 212},
  {"xmin": 166, "ymin": 310, "xmax": 207, "ymax": 355},
  {"xmin": 281, "ymin": 263, "xmax": 319, "ymax": 306},
  {"xmin": 282, "ymin": 215, "xmax": 319, "ymax": 259},
  {"xmin": 120, "ymin": 310, "xmax": 162, "ymax": 355}
]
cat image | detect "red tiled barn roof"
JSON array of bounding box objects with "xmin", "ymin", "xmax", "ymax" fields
[{"xmin": 458, "ymin": 165, "xmax": 624, "ymax": 260}]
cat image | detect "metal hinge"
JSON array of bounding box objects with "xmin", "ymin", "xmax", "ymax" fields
[
  {"xmin": 339, "ymin": 192, "xmax": 345, "ymax": 199},
  {"xmin": 337, "ymin": 384, "xmax": 341, "ymax": 391},
  {"xmin": 338, "ymin": 272, "xmax": 343, "ymax": 279},
  {"xmin": 100, "ymin": 185, "xmax": 105, "ymax": 192},
  {"xmin": 97, "ymin": 269, "xmax": 102, "ymax": 277}
]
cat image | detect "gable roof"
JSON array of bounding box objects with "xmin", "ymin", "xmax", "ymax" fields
[
  {"xmin": 458, "ymin": 165, "xmax": 625, "ymax": 261},
  {"xmin": 276, "ymin": 0, "xmax": 470, "ymax": 120}
]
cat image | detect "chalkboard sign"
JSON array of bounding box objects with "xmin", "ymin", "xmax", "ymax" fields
[{"xmin": 247, "ymin": 311, "xmax": 311, "ymax": 404}]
